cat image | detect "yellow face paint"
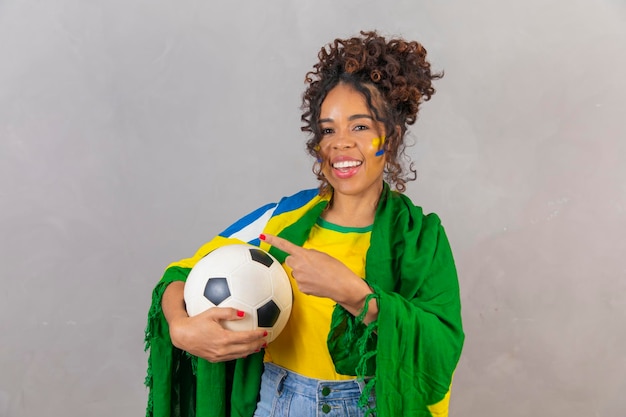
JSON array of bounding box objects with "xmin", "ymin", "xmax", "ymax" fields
[
  {"xmin": 371, "ymin": 137, "xmax": 384, "ymax": 148},
  {"xmin": 313, "ymin": 144, "xmax": 322, "ymax": 162},
  {"xmin": 373, "ymin": 136, "xmax": 386, "ymax": 156}
]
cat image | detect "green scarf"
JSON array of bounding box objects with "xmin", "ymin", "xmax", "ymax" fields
[{"xmin": 145, "ymin": 183, "xmax": 464, "ymax": 417}]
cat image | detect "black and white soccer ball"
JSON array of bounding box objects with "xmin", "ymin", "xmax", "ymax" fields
[{"xmin": 183, "ymin": 244, "xmax": 292, "ymax": 343}]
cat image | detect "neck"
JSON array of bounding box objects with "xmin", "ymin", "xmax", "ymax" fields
[{"xmin": 322, "ymin": 186, "xmax": 382, "ymax": 227}]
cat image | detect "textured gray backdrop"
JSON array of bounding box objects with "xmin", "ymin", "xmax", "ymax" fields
[{"xmin": 1, "ymin": 0, "xmax": 625, "ymax": 416}]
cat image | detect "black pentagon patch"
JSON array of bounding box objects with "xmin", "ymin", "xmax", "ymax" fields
[
  {"xmin": 249, "ymin": 248, "xmax": 274, "ymax": 268},
  {"xmin": 204, "ymin": 277, "xmax": 231, "ymax": 305},
  {"xmin": 257, "ymin": 300, "xmax": 281, "ymax": 327}
]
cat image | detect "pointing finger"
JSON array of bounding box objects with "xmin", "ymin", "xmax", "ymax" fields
[{"xmin": 259, "ymin": 234, "xmax": 303, "ymax": 256}]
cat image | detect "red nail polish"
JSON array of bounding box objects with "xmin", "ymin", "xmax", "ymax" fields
[
  {"xmin": 263, "ymin": 330, "xmax": 268, "ymax": 337},
  {"xmin": 237, "ymin": 310, "xmax": 245, "ymax": 317},
  {"xmin": 259, "ymin": 234, "xmax": 266, "ymax": 241},
  {"xmin": 262, "ymin": 342, "xmax": 267, "ymax": 348}
]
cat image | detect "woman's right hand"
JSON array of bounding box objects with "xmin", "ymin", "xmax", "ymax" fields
[{"xmin": 162, "ymin": 281, "xmax": 267, "ymax": 363}]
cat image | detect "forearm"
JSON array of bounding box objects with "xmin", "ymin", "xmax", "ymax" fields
[{"xmin": 161, "ymin": 281, "xmax": 188, "ymax": 326}]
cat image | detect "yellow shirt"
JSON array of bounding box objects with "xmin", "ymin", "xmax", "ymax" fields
[{"xmin": 264, "ymin": 217, "xmax": 372, "ymax": 380}]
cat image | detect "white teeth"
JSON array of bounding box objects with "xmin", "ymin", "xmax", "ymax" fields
[{"xmin": 333, "ymin": 160, "xmax": 362, "ymax": 169}]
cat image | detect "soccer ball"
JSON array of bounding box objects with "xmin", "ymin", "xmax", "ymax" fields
[{"xmin": 183, "ymin": 244, "xmax": 292, "ymax": 343}]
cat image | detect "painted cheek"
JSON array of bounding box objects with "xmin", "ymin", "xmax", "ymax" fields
[
  {"xmin": 371, "ymin": 137, "xmax": 385, "ymax": 157},
  {"xmin": 314, "ymin": 144, "xmax": 323, "ymax": 162}
]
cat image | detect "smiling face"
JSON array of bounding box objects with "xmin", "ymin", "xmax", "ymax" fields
[{"xmin": 317, "ymin": 83, "xmax": 387, "ymax": 202}]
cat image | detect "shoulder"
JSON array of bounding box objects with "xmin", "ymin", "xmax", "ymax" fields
[
  {"xmin": 273, "ymin": 188, "xmax": 322, "ymax": 216},
  {"xmin": 385, "ymin": 190, "xmax": 444, "ymax": 229},
  {"xmin": 384, "ymin": 191, "xmax": 451, "ymax": 255},
  {"xmin": 218, "ymin": 188, "xmax": 322, "ymax": 241}
]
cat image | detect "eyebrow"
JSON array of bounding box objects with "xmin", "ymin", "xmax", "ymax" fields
[{"xmin": 318, "ymin": 114, "xmax": 374, "ymax": 124}]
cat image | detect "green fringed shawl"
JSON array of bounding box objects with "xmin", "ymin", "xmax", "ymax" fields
[{"xmin": 145, "ymin": 183, "xmax": 464, "ymax": 417}]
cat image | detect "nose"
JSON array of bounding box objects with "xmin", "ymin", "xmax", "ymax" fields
[{"xmin": 330, "ymin": 130, "xmax": 355, "ymax": 150}]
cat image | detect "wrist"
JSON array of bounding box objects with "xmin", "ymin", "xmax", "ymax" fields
[{"xmin": 337, "ymin": 277, "xmax": 376, "ymax": 319}]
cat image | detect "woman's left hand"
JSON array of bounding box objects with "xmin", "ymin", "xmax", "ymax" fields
[{"xmin": 260, "ymin": 233, "xmax": 369, "ymax": 305}]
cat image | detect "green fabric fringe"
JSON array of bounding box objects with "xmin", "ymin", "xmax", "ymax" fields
[
  {"xmin": 355, "ymin": 291, "xmax": 380, "ymax": 416},
  {"xmin": 144, "ymin": 281, "xmax": 170, "ymax": 417}
]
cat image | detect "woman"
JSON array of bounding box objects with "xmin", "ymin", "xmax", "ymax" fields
[{"xmin": 145, "ymin": 30, "xmax": 464, "ymax": 417}]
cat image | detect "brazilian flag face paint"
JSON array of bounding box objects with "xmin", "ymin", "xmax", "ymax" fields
[
  {"xmin": 372, "ymin": 136, "xmax": 386, "ymax": 157},
  {"xmin": 314, "ymin": 144, "xmax": 322, "ymax": 162}
]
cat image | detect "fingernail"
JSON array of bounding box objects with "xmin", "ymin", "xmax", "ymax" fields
[
  {"xmin": 259, "ymin": 234, "xmax": 266, "ymax": 241},
  {"xmin": 237, "ymin": 310, "xmax": 245, "ymax": 317},
  {"xmin": 262, "ymin": 342, "xmax": 267, "ymax": 348},
  {"xmin": 263, "ymin": 330, "xmax": 268, "ymax": 337}
]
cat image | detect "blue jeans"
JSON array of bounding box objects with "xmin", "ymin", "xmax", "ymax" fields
[{"xmin": 253, "ymin": 362, "xmax": 376, "ymax": 417}]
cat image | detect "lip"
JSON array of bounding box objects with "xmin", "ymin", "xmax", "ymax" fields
[
  {"xmin": 330, "ymin": 155, "xmax": 361, "ymax": 164},
  {"xmin": 330, "ymin": 156, "xmax": 362, "ymax": 179}
]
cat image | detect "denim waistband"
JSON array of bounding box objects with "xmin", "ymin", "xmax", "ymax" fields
[{"xmin": 262, "ymin": 362, "xmax": 369, "ymax": 401}]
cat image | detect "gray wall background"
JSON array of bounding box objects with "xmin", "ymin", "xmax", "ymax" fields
[{"xmin": 1, "ymin": 0, "xmax": 625, "ymax": 416}]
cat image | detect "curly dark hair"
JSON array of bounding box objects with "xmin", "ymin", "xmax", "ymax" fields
[{"xmin": 301, "ymin": 30, "xmax": 443, "ymax": 193}]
